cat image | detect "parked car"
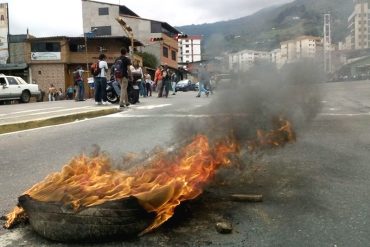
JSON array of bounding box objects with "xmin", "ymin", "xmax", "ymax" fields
[
  {"xmin": 175, "ymin": 79, "xmax": 197, "ymax": 92},
  {"xmin": 0, "ymin": 74, "xmax": 41, "ymax": 103}
]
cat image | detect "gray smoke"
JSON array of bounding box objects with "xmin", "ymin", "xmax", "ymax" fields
[{"xmin": 175, "ymin": 59, "xmax": 324, "ymax": 145}]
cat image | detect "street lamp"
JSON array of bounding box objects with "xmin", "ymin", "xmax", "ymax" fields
[
  {"xmin": 84, "ymin": 28, "xmax": 97, "ymax": 98},
  {"xmin": 84, "ymin": 28, "xmax": 98, "ymax": 73},
  {"xmin": 115, "ymin": 17, "xmax": 134, "ymax": 59}
]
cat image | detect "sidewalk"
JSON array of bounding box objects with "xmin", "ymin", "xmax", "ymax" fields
[{"xmin": 0, "ymin": 99, "xmax": 119, "ymax": 134}]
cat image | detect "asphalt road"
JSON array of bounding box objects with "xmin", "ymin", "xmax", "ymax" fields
[{"xmin": 1, "ymin": 81, "xmax": 370, "ymax": 246}]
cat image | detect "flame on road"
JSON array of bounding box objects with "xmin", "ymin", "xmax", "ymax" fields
[{"xmin": 5, "ymin": 117, "xmax": 295, "ymax": 234}]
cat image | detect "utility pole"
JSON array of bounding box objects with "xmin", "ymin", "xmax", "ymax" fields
[
  {"xmin": 115, "ymin": 17, "xmax": 134, "ymax": 59},
  {"xmin": 323, "ymin": 13, "xmax": 332, "ymax": 74}
]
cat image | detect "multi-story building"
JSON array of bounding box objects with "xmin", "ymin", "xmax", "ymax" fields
[
  {"xmin": 295, "ymin": 36, "xmax": 323, "ymax": 59},
  {"xmin": 347, "ymin": 0, "xmax": 370, "ymax": 50},
  {"xmin": 81, "ymin": 0, "xmax": 181, "ymax": 69},
  {"xmin": 228, "ymin": 49, "xmax": 270, "ymax": 72},
  {"xmin": 279, "ymin": 36, "xmax": 323, "ymax": 66},
  {"xmin": 280, "ymin": 39, "xmax": 296, "ymax": 64},
  {"xmin": 177, "ymin": 35, "xmax": 202, "ymax": 63},
  {"xmin": 8, "ymin": 35, "xmax": 136, "ymax": 96}
]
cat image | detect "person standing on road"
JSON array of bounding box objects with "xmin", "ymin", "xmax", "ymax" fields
[
  {"xmin": 196, "ymin": 64, "xmax": 210, "ymax": 98},
  {"xmin": 115, "ymin": 47, "xmax": 132, "ymax": 109},
  {"xmin": 73, "ymin": 66, "xmax": 85, "ymax": 101},
  {"xmin": 161, "ymin": 65, "xmax": 171, "ymax": 98},
  {"xmin": 131, "ymin": 60, "xmax": 144, "ymax": 102},
  {"xmin": 144, "ymin": 70, "xmax": 152, "ymax": 97},
  {"xmin": 154, "ymin": 65, "xmax": 163, "ymax": 96},
  {"xmin": 171, "ymin": 70, "xmax": 178, "ymax": 95},
  {"xmin": 94, "ymin": 53, "xmax": 109, "ymax": 105},
  {"xmin": 48, "ymin": 83, "xmax": 57, "ymax": 101}
]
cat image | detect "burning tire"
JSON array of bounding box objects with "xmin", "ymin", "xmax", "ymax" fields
[{"xmin": 18, "ymin": 195, "xmax": 155, "ymax": 243}]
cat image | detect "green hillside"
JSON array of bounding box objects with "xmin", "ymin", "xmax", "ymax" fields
[{"xmin": 177, "ymin": 0, "xmax": 353, "ymax": 55}]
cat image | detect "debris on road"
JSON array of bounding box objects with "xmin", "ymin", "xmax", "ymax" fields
[
  {"xmin": 215, "ymin": 221, "xmax": 233, "ymax": 234},
  {"xmin": 230, "ymin": 194, "xmax": 263, "ymax": 202}
]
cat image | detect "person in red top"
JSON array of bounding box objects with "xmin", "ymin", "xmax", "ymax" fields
[{"xmin": 154, "ymin": 65, "xmax": 163, "ymax": 96}]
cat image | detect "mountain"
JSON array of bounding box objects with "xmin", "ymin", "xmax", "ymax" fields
[{"xmin": 177, "ymin": 0, "xmax": 353, "ymax": 54}]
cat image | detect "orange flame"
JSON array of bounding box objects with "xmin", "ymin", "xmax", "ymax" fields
[{"xmin": 4, "ymin": 117, "xmax": 295, "ymax": 234}]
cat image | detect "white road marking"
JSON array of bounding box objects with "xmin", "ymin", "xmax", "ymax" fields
[
  {"xmin": 135, "ymin": 104, "xmax": 172, "ymax": 110},
  {"xmin": 11, "ymin": 107, "xmax": 63, "ymax": 114},
  {"xmin": 0, "ymin": 106, "xmax": 95, "ymax": 120},
  {"xmin": 106, "ymin": 114, "xmax": 216, "ymax": 118},
  {"xmin": 319, "ymin": 112, "xmax": 370, "ymax": 116},
  {"xmin": 28, "ymin": 106, "xmax": 93, "ymax": 116}
]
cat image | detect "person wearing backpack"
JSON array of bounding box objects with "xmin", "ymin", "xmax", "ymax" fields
[
  {"xmin": 115, "ymin": 47, "xmax": 132, "ymax": 109},
  {"xmin": 73, "ymin": 66, "xmax": 85, "ymax": 101},
  {"xmin": 93, "ymin": 53, "xmax": 109, "ymax": 105}
]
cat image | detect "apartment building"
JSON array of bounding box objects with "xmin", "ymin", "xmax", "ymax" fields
[
  {"xmin": 228, "ymin": 49, "xmax": 270, "ymax": 71},
  {"xmin": 81, "ymin": 0, "xmax": 181, "ymax": 69},
  {"xmin": 346, "ymin": 0, "xmax": 370, "ymax": 50},
  {"xmin": 279, "ymin": 36, "xmax": 323, "ymax": 66},
  {"xmin": 178, "ymin": 35, "xmax": 202, "ymax": 63}
]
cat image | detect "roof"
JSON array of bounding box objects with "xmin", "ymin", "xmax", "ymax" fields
[
  {"xmin": 82, "ymin": 0, "xmax": 139, "ymax": 17},
  {"xmin": 120, "ymin": 15, "xmax": 182, "ymax": 35},
  {"xmin": 27, "ymin": 35, "xmax": 144, "ymax": 46},
  {"xmin": 0, "ymin": 63, "xmax": 28, "ymax": 70}
]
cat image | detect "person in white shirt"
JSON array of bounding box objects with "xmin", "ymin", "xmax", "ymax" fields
[
  {"xmin": 129, "ymin": 61, "xmax": 143, "ymax": 103},
  {"xmin": 94, "ymin": 53, "xmax": 109, "ymax": 105}
]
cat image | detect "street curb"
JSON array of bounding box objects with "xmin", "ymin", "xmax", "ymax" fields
[{"xmin": 0, "ymin": 108, "xmax": 119, "ymax": 134}]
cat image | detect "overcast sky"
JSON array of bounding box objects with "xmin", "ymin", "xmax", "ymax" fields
[{"xmin": 3, "ymin": 0, "xmax": 293, "ymax": 37}]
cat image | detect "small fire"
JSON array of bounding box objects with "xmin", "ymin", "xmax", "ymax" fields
[{"xmin": 4, "ymin": 117, "xmax": 295, "ymax": 235}]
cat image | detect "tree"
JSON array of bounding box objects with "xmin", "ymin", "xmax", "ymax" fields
[{"xmin": 134, "ymin": 51, "xmax": 158, "ymax": 69}]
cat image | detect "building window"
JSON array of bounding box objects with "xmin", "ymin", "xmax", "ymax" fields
[
  {"xmin": 69, "ymin": 44, "xmax": 85, "ymax": 52},
  {"xmin": 93, "ymin": 26, "xmax": 112, "ymax": 36},
  {"xmin": 185, "ymin": 44, "xmax": 189, "ymax": 47},
  {"xmin": 0, "ymin": 15, "xmax": 4, "ymax": 21},
  {"xmin": 163, "ymin": 47, "xmax": 168, "ymax": 58},
  {"xmin": 185, "ymin": 50, "xmax": 189, "ymax": 53},
  {"xmin": 31, "ymin": 42, "xmax": 61, "ymax": 52},
  {"xmin": 171, "ymin": 50, "xmax": 176, "ymax": 61},
  {"xmin": 99, "ymin": 7, "xmax": 109, "ymax": 15}
]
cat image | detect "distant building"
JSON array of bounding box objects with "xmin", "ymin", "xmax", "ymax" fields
[
  {"xmin": 228, "ymin": 49, "xmax": 270, "ymax": 71},
  {"xmin": 278, "ymin": 36, "xmax": 323, "ymax": 66},
  {"xmin": 345, "ymin": 0, "xmax": 370, "ymax": 50},
  {"xmin": 177, "ymin": 35, "xmax": 202, "ymax": 63}
]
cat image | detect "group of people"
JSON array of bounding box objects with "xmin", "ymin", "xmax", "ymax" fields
[
  {"xmin": 60, "ymin": 47, "xmax": 211, "ymax": 107},
  {"xmin": 153, "ymin": 64, "xmax": 179, "ymax": 98},
  {"xmin": 47, "ymin": 84, "xmax": 64, "ymax": 101}
]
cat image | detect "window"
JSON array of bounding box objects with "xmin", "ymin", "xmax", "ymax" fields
[
  {"xmin": 6, "ymin": 77, "xmax": 18, "ymax": 85},
  {"xmin": 93, "ymin": 26, "xmax": 112, "ymax": 36},
  {"xmin": 163, "ymin": 47, "xmax": 168, "ymax": 58},
  {"xmin": 171, "ymin": 50, "xmax": 176, "ymax": 61},
  {"xmin": 0, "ymin": 77, "xmax": 5, "ymax": 85},
  {"xmin": 31, "ymin": 42, "xmax": 61, "ymax": 52},
  {"xmin": 185, "ymin": 45, "xmax": 189, "ymax": 47},
  {"xmin": 69, "ymin": 44, "xmax": 85, "ymax": 52},
  {"xmin": 0, "ymin": 15, "xmax": 4, "ymax": 21},
  {"xmin": 99, "ymin": 7, "xmax": 109, "ymax": 15},
  {"xmin": 186, "ymin": 50, "xmax": 189, "ymax": 53}
]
